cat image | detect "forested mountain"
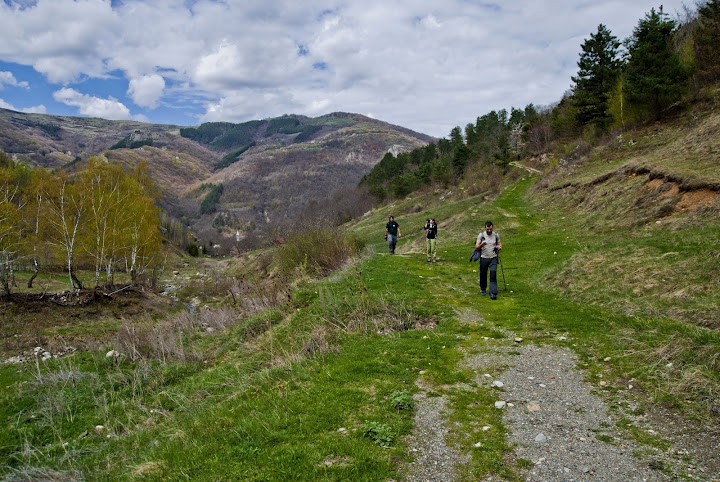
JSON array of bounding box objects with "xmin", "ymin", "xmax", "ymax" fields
[{"xmin": 0, "ymin": 109, "xmax": 432, "ymax": 252}]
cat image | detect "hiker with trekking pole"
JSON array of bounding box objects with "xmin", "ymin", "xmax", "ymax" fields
[{"xmin": 475, "ymin": 220, "xmax": 503, "ymax": 300}]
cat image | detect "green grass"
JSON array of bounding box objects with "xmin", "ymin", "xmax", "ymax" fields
[{"xmin": 2, "ymin": 164, "xmax": 719, "ymax": 479}]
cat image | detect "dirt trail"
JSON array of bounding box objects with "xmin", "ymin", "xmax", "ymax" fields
[{"xmin": 403, "ymin": 309, "xmax": 716, "ymax": 481}]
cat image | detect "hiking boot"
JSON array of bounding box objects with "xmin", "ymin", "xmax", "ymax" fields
[
  {"xmin": 427, "ymin": 259, "xmax": 431, "ymax": 262},
  {"xmin": 432, "ymin": 258, "xmax": 436, "ymax": 263},
  {"xmin": 490, "ymin": 294, "xmax": 497, "ymax": 300},
  {"xmin": 481, "ymin": 290, "xmax": 486, "ymax": 296}
]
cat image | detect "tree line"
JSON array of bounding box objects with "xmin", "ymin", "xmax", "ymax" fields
[
  {"xmin": 363, "ymin": 1, "xmax": 720, "ymax": 200},
  {"xmin": 0, "ymin": 150, "xmax": 162, "ymax": 295}
]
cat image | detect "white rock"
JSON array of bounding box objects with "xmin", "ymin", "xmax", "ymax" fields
[
  {"xmin": 535, "ymin": 433, "xmax": 547, "ymax": 443},
  {"xmin": 474, "ymin": 442, "xmax": 483, "ymax": 448},
  {"xmin": 492, "ymin": 380, "xmax": 504, "ymax": 388},
  {"xmin": 95, "ymin": 425, "xmax": 105, "ymax": 432},
  {"xmin": 559, "ymin": 336, "xmax": 567, "ymax": 340},
  {"xmin": 484, "ymin": 373, "xmax": 492, "ymax": 378},
  {"xmin": 494, "ymin": 401, "xmax": 506, "ymax": 409},
  {"xmin": 106, "ymin": 350, "xmax": 119, "ymax": 358},
  {"xmin": 482, "ymin": 426, "xmax": 491, "ymax": 431}
]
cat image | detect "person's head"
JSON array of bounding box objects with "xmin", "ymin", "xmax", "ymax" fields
[
  {"xmin": 430, "ymin": 218, "xmax": 436, "ymax": 225},
  {"xmin": 389, "ymin": 215, "xmax": 394, "ymax": 221},
  {"xmin": 484, "ymin": 220, "xmax": 493, "ymax": 234}
]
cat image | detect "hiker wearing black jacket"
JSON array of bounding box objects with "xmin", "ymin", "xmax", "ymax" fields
[
  {"xmin": 476, "ymin": 220, "xmax": 502, "ymax": 299},
  {"xmin": 423, "ymin": 218, "xmax": 438, "ymax": 262}
]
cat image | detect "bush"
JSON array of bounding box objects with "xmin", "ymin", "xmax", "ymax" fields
[
  {"xmin": 389, "ymin": 390, "xmax": 414, "ymax": 411},
  {"xmin": 362, "ymin": 421, "xmax": 394, "ymax": 446},
  {"xmin": 276, "ymin": 229, "xmax": 358, "ymax": 276},
  {"xmin": 187, "ymin": 244, "xmax": 200, "ymax": 257}
]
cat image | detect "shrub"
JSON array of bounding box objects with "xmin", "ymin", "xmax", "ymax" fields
[
  {"xmin": 389, "ymin": 390, "xmax": 414, "ymax": 411},
  {"xmin": 276, "ymin": 229, "xmax": 357, "ymax": 276},
  {"xmin": 362, "ymin": 421, "xmax": 394, "ymax": 446},
  {"xmin": 187, "ymin": 244, "xmax": 200, "ymax": 257}
]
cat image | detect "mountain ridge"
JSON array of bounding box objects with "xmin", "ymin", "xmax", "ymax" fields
[{"xmin": 0, "ymin": 108, "xmax": 433, "ymax": 246}]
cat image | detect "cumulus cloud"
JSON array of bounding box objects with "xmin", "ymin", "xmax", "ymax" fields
[
  {"xmin": 0, "ymin": 71, "xmax": 29, "ymax": 89},
  {"xmin": 127, "ymin": 74, "xmax": 165, "ymax": 108},
  {"xmin": 0, "ymin": 97, "xmax": 46, "ymax": 113},
  {"xmin": 53, "ymin": 88, "xmax": 136, "ymax": 120},
  {"xmin": 0, "ymin": 0, "xmax": 691, "ymax": 135}
]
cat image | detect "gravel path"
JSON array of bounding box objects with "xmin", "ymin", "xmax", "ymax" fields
[
  {"xmin": 403, "ymin": 385, "xmax": 469, "ymax": 481},
  {"xmin": 403, "ymin": 326, "xmax": 715, "ymax": 481},
  {"xmin": 465, "ymin": 344, "xmax": 665, "ymax": 481}
]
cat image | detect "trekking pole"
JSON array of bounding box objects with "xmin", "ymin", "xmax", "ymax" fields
[{"xmin": 497, "ymin": 253, "xmax": 507, "ymax": 291}]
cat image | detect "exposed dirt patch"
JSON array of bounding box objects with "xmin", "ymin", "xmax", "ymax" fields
[
  {"xmin": 645, "ymin": 404, "xmax": 720, "ymax": 477},
  {"xmin": 645, "ymin": 178, "xmax": 681, "ymax": 198},
  {"xmin": 0, "ymin": 288, "xmax": 176, "ymax": 359},
  {"xmin": 675, "ymin": 188, "xmax": 720, "ymax": 212}
]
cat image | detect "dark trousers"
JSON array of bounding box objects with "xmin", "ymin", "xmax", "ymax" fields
[{"xmin": 479, "ymin": 257, "xmax": 498, "ymax": 295}]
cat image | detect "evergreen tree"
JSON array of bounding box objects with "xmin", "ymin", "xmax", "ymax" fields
[
  {"xmin": 572, "ymin": 24, "xmax": 623, "ymax": 129},
  {"xmin": 694, "ymin": 0, "xmax": 720, "ymax": 84},
  {"xmin": 625, "ymin": 7, "xmax": 689, "ymax": 120},
  {"xmin": 449, "ymin": 126, "xmax": 464, "ymax": 148}
]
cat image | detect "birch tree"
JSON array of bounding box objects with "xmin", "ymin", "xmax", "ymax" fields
[
  {"xmin": 0, "ymin": 152, "xmax": 20, "ymax": 295},
  {"xmin": 45, "ymin": 171, "xmax": 86, "ymax": 290}
]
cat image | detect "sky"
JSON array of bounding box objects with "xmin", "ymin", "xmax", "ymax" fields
[{"xmin": 0, "ymin": 0, "xmax": 692, "ymax": 138}]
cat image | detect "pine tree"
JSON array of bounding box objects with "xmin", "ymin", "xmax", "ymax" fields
[
  {"xmin": 572, "ymin": 24, "xmax": 623, "ymax": 129},
  {"xmin": 694, "ymin": 0, "xmax": 720, "ymax": 84},
  {"xmin": 625, "ymin": 7, "xmax": 689, "ymax": 120}
]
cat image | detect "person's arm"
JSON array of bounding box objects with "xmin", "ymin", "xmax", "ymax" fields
[{"xmin": 398, "ymin": 225, "xmax": 402, "ymax": 237}]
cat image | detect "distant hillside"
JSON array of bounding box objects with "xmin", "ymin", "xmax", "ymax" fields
[{"xmin": 0, "ymin": 108, "xmax": 432, "ymax": 244}]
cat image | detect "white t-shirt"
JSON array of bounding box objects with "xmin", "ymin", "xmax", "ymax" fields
[{"xmin": 476, "ymin": 231, "xmax": 500, "ymax": 259}]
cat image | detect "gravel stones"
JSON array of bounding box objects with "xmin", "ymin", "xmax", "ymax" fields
[
  {"xmin": 466, "ymin": 344, "xmax": 670, "ymax": 481},
  {"xmin": 403, "ymin": 388, "xmax": 469, "ymax": 481}
]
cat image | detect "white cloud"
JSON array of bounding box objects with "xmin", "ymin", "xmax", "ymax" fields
[
  {"xmin": 0, "ymin": 71, "xmax": 29, "ymax": 89},
  {"xmin": 22, "ymin": 104, "xmax": 47, "ymax": 114},
  {"xmin": 0, "ymin": 0, "xmax": 692, "ymax": 136},
  {"xmin": 53, "ymin": 87, "xmax": 138, "ymax": 120},
  {"xmin": 127, "ymin": 74, "xmax": 165, "ymax": 108},
  {"xmin": 0, "ymin": 97, "xmax": 46, "ymax": 113}
]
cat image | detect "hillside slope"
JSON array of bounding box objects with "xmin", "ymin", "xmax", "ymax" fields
[
  {"xmin": 0, "ymin": 109, "xmax": 432, "ymax": 238},
  {"xmin": 1, "ymin": 106, "xmax": 719, "ymax": 480}
]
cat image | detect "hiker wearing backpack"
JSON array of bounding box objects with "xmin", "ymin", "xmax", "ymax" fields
[
  {"xmin": 476, "ymin": 220, "xmax": 502, "ymax": 300},
  {"xmin": 384, "ymin": 215, "xmax": 402, "ymax": 254},
  {"xmin": 423, "ymin": 218, "xmax": 438, "ymax": 262}
]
